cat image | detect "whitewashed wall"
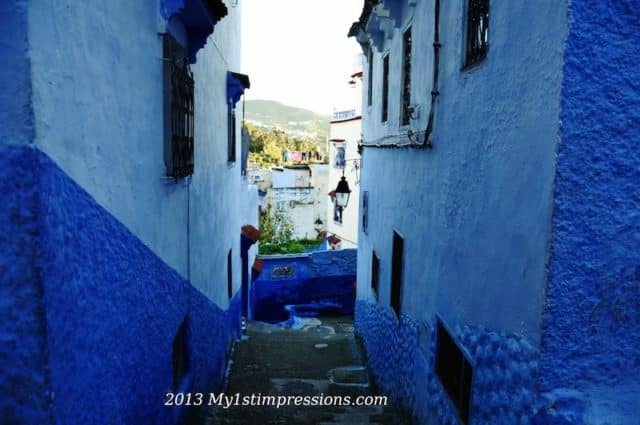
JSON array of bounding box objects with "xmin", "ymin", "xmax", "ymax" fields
[
  {"xmin": 356, "ymin": 0, "xmax": 567, "ymax": 344},
  {"xmin": 28, "ymin": 0, "xmax": 256, "ymax": 305},
  {"xmin": 327, "ymin": 117, "xmax": 362, "ymax": 249}
]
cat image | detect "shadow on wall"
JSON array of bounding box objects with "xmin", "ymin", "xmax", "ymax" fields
[
  {"xmin": 0, "ymin": 147, "xmax": 242, "ymax": 425},
  {"xmin": 251, "ymin": 250, "xmax": 357, "ymax": 323}
]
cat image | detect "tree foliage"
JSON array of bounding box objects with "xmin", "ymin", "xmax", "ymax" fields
[
  {"xmin": 245, "ymin": 122, "xmax": 326, "ymax": 168},
  {"xmin": 258, "ymin": 205, "xmax": 323, "ymax": 255}
]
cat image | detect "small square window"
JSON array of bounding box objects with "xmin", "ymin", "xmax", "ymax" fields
[
  {"xmin": 435, "ymin": 320, "xmax": 473, "ymax": 424},
  {"xmin": 371, "ymin": 250, "xmax": 380, "ymax": 301},
  {"xmin": 464, "ymin": 0, "xmax": 489, "ymax": 67}
]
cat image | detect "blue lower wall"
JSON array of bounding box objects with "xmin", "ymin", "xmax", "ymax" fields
[
  {"xmin": 0, "ymin": 146, "xmax": 51, "ymax": 424},
  {"xmin": 0, "ymin": 145, "xmax": 241, "ymax": 425},
  {"xmin": 251, "ymin": 250, "xmax": 357, "ymax": 323},
  {"xmin": 355, "ymin": 301, "xmax": 540, "ymax": 425},
  {"xmin": 539, "ymin": 1, "xmax": 640, "ymax": 420}
]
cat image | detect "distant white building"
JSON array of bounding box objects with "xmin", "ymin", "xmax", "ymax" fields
[
  {"xmin": 327, "ymin": 69, "xmax": 363, "ymax": 249},
  {"xmin": 259, "ymin": 165, "xmax": 329, "ymax": 240}
]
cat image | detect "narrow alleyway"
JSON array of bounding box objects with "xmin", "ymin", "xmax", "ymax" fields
[{"xmin": 200, "ymin": 317, "xmax": 412, "ymax": 424}]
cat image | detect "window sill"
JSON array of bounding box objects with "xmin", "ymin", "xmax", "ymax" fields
[{"xmin": 461, "ymin": 57, "xmax": 487, "ymax": 72}]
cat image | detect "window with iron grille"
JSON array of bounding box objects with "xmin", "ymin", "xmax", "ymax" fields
[
  {"xmin": 371, "ymin": 250, "xmax": 379, "ymax": 301},
  {"xmin": 381, "ymin": 54, "xmax": 389, "ymax": 123},
  {"xmin": 228, "ymin": 106, "xmax": 236, "ymax": 162},
  {"xmin": 367, "ymin": 48, "xmax": 373, "ymax": 107},
  {"xmin": 435, "ymin": 320, "xmax": 473, "ymax": 424},
  {"xmin": 390, "ymin": 231, "xmax": 404, "ymax": 317},
  {"xmin": 464, "ymin": 0, "xmax": 489, "ymax": 67},
  {"xmin": 401, "ymin": 27, "xmax": 412, "ymax": 126},
  {"xmin": 335, "ymin": 146, "xmax": 345, "ymax": 168},
  {"xmin": 227, "ymin": 249, "xmax": 233, "ymax": 299},
  {"xmin": 163, "ymin": 34, "xmax": 194, "ymax": 178}
]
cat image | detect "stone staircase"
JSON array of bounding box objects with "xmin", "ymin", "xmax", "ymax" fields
[{"xmin": 198, "ymin": 317, "xmax": 412, "ymax": 424}]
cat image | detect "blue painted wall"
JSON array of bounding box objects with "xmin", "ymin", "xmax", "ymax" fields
[
  {"xmin": 26, "ymin": 0, "xmax": 256, "ymax": 307},
  {"xmin": 352, "ymin": 0, "xmax": 639, "ymax": 423},
  {"xmin": 0, "ymin": 146, "xmax": 51, "ymax": 424},
  {"xmin": 0, "ymin": 147, "xmax": 242, "ymax": 424},
  {"xmin": 356, "ymin": 301, "xmax": 540, "ymax": 425},
  {"xmin": 0, "ymin": 0, "xmax": 33, "ymax": 146},
  {"xmin": 537, "ymin": 1, "xmax": 640, "ymax": 422},
  {"xmin": 251, "ymin": 250, "xmax": 357, "ymax": 323}
]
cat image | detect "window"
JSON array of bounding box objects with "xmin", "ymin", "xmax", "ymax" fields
[
  {"xmin": 381, "ymin": 54, "xmax": 389, "ymax": 123},
  {"xmin": 362, "ymin": 191, "xmax": 369, "ymax": 234},
  {"xmin": 435, "ymin": 320, "xmax": 473, "ymax": 424},
  {"xmin": 465, "ymin": 0, "xmax": 489, "ymax": 67},
  {"xmin": 172, "ymin": 318, "xmax": 189, "ymax": 389},
  {"xmin": 401, "ymin": 27, "xmax": 412, "ymax": 126},
  {"xmin": 371, "ymin": 251, "xmax": 380, "ymax": 301},
  {"xmin": 228, "ymin": 106, "xmax": 236, "ymax": 162},
  {"xmin": 333, "ymin": 203, "xmax": 343, "ymax": 224},
  {"xmin": 163, "ymin": 33, "xmax": 194, "ymax": 178},
  {"xmin": 272, "ymin": 265, "xmax": 295, "ymax": 278},
  {"xmin": 227, "ymin": 249, "xmax": 233, "ymax": 299},
  {"xmin": 276, "ymin": 201, "xmax": 286, "ymax": 211},
  {"xmin": 335, "ymin": 146, "xmax": 346, "ymax": 168},
  {"xmin": 390, "ymin": 231, "xmax": 404, "ymax": 317},
  {"xmin": 367, "ymin": 48, "xmax": 373, "ymax": 107}
]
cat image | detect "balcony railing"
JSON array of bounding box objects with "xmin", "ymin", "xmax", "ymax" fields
[{"xmin": 332, "ymin": 109, "xmax": 357, "ymax": 121}]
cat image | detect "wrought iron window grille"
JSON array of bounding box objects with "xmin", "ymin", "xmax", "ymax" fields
[
  {"xmin": 464, "ymin": 0, "xmax": 489, "ymax": 68},
  {"xmin": 163, "ymin": 33, "xmax": 195, "ymax": 178},
  {"xmin": 170, "ymin": 60, "xmax": 195, "ymax": 177},
  {"xmin": 401, "ymin": 27, "xmax": 413, "ymax": 126}
]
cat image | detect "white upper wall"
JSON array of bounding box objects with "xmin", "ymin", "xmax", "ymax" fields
[
  {"xmin": 355, "ymin": 0, "xmax": 567, "ymax": 344},
  {"xmin": 28, "ymin": 0, "xmax": 255, "ymax": 305},
  {"xmin": 327, "ymin": 117, "xmax": 361, "ymax": 248},
  {"xmin": 271, "ymin": 167, "xmax": 311, "ymax": 189}
]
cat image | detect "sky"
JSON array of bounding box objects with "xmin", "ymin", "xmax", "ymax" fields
[{"xmin": 241, "ymin": 0, "xmax": 364, "ymax": 115}]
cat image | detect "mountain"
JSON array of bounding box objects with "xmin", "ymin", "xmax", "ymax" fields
[{"xmin": 243, "ymin": 100, "xmax": 330, "ymax": 145}]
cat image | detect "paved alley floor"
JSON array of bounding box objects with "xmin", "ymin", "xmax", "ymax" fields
[{"xmin": 199, "ymin": 317, "xmax": 413, "ymax": 425}]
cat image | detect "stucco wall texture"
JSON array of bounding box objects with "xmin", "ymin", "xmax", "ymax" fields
[
  {"xmin": 251, "ymin": 250, "xmax": 357, "ymax": 322},
  {"xmin": 0, "ymin": 147, "xmax": 242, "ymax": 424},
  {"xmin": 354, "ymin": 0, "xmax": 639, "ymax": 424},
  {"xmin": 27, "ymin": 0, "xmax": 253, "ymax": 304},
  {"xmin": 538, "ymin": 1, "xmax": 640, "ymax": 420},
  {"xmin": 356, "ymin": 301, "xmax": 539, "ymax": 425}
]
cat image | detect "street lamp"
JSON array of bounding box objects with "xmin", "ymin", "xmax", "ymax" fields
[
  {"xmin": 334, "ymin": 176, "xmax": 352, "ymax": 209},
  {"xmin": 314, "ymin": 218, "xmax": 324, "ymax": 232}
]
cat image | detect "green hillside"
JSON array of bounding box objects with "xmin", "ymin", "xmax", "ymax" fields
[{"xmin": 244, "ymin": 100, "xmax": 330, "ymax": 145}]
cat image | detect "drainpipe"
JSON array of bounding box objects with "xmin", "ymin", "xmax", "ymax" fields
[
  {"xmin": 422, "ymin": 0, "xmax": 440, "ymax": 149},
  {"xmin": 356, "ymin": 0, "xmax": 441, "ymax": 150}
]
